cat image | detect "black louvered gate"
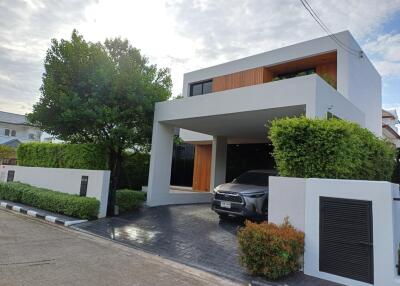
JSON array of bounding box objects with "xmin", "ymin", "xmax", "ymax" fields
[{"xmin": 319, "ymin": 197, "xmax": 373, "ymax": 284}]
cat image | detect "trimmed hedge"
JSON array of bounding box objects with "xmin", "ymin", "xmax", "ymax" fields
[
  {"xmin": 118, "ymin": 152, "xmax": 150, "ymax": 190},
  {"xmin": 0, "ymin": 182, "xmax": 99, "ymax": 220},
  {"xmin": 0, "ymin": 145, "xmax": 16, "ymax": 159},
  {"xmin": 116, "ymin": 189, "xmax": 146, "ymax": 213},
  {"xmin": 238, "ymin": 219, "xmax": 304, "ymax": 279},
  {"xmin": 17, "ymin": 143, "xmax": 108, "ymax": 170},
  {"xmin": 269, "ymin": 117, "xmax": 396, "ymax": 181}
]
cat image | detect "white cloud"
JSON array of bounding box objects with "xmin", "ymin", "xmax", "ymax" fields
[{"xmin": 0, "ymin": 0, "xmax": 400, "ymax": 114}]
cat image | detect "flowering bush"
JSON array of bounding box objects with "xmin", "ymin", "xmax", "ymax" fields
[{"xmin": 238, "ymin": 219, "xmax": 304, "ymax": 279}]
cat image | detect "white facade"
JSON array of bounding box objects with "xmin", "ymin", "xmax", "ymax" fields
[
  {"xmin": 0, "ymin": 165, "xmax": 110, "ymax": 218},
  {"xmin": 147, "ymin": 75, "xmax": 365, "ymax": 206},
  {"xmin": 147, "ymin": 31, "xmax": 380, "ymax": 207},
  {"xmin": 0, "ymin": 111, "xmax": 42, "ymax": 146},
  {"xmin": 269, "ymin": 176, "xmax": 400, "ymax": 286},
  {"xmin": 180, "ymin": 30, "xmax": 381, "ymax": 142}
]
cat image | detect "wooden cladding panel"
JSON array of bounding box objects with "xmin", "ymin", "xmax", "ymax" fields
[
  {"xmin": 212, "ymin": 67, "xmax": 270, "ymax": 92},
  {"xmin": 316, "ymin": 61, "xmax": 337, "ymax": 88},
  {"xmin": 192, "ymin": 144, "xmax": 212, "ymax": 192},
  {"xmin": 211, "ymin": 51, "xmax": 337, "ymax": 93}
]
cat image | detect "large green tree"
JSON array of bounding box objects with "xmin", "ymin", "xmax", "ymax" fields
[{"xmin": 28, "ymin": 30, "xmax": 172, "ymax": 213}]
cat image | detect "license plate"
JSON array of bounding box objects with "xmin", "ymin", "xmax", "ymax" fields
[{"xmin": 220, "ymin": 201, "xmax": 231, "ymax": 209}]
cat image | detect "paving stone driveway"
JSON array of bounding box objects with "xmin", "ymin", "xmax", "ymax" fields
[{"xmin": 74, "ymin": 204, "xmax": 342, "ymax": 286}]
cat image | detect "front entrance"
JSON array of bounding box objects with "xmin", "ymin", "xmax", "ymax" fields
[
  {"xmin": 192, "ymin": 144, "xmax": 212, "ymax": 191},
  {"xmin": 319, "ymin": 197, "xmax": 374, "ymax": 284},
  {"xmin": 170, "ymin": 143, "xmax": 276, "ymax": 192}
]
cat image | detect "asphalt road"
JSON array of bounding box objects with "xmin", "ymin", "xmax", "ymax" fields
[{"xmin": 0, "ymin": 209, "xmax": 241, "ymax": 286}]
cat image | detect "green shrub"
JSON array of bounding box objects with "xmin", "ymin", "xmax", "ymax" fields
[
  {"xmin": 116, "ymin": 189, "xmax": 146, "ymax": 213},
  {"xmin": 0, "ymin": 182, "xmax": 99, "ymax": 220},
  {"xmin": 17, "ymin": 143, "xmax": 108, "ymax": 170},
  {"xmin": 0, "ymin": 145, "xmax": 16, "ymax": 159},
  {"xmin": 269, "ymin": 117, "xmax": 396, "ymax": 181},
  {"xmin": 238, "ymin": 219, "xmax": 304, "ymax": 280},
  {"xmin": 394, "ymin": 149, "xmax": 400, "ymax": 184},
  {"xmin": 118, "ymin": 152, "xmax": 150, "ymax": 190}
]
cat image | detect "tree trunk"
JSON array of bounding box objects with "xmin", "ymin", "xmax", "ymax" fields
[{"xmin": 107, "ymin": 147, "xmax": 123, "ymax": 216}]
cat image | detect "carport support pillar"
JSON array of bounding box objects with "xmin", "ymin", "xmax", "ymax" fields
[
  {"xmin": 210, "ymin": 136, "xmax": 227, "ymax": 190},
  {"xmin": 147, "ymin": 121, "xmax": 175, "ymax": 206}
]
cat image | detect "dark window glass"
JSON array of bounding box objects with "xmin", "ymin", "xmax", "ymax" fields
[
  {"xmin": 11, "ymin": 130, "xmax": 16, "ymax": 136},
  {"xmin": 191, "ymin": 83, "xmax": 203, "ymax": 96},
  {"xmin": 28, "ymin": 133, "xmax": 35, "ymax": 139},
  {"xmin": 202, "ymin": 81, "xmax": 213, "ymax": 94},
  {"xmin": 189, "ymin": 80, "xmax": 213, "ymax": 96},
  {"xmin": 275, "ymin": 68, "xmax": 316, "ymax": 80},
  {"xmin": 327, "ymin": 112, "xmax": 340, "ymax": 120},
  {"xmin": 234, "ymin": 171, "xmax": 273, "ymax": 186},
  {"xmin": 4, "ymin": 129, "xmax": 9, "ymax": 136}
]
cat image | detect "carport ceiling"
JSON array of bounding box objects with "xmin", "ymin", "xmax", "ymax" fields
[{"xmin": 164, "ymin": 105, "xmax": 306, "ymax": 139}]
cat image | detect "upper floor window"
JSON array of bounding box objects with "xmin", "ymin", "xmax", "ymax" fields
[
  {"xmin": 28, "ymin": 133, "xmax": 35, "ymax": 140},
  {"xmin": 10, "ymin": 130, "xmax": 16, "ymax": 137},
  {"xmin": 190, "ymin": 80, "xmax": 213, "ymax": 96},
  {"xmin": 4, "ymin": 129, "xmax": 9, "ymax": 136},
  {"xmin": 273, "ymin": 68, "xmax": 316, "ymax": 81},
  {"xmin": 327, "ymin": 112, "xmax": 340, "ymax": 120}
]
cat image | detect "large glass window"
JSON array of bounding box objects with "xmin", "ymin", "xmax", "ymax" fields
[
  {"xmin": 190, "ymin": 80, "xmax": 213, "ymax": 96},
  {"xmin": 11, "ymin": 130, "xmax": 16, "ymax": 136},
  {"xmin": 273, "ymin": 68, "xmax": 316, "ymax": 81},
  {"xmin": 4, "ymin": 129, "xmax": 9, "ymax": 136}
]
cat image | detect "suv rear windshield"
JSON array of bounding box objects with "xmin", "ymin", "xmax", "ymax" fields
[{"xmin": 234, "ymin": 171, "xmax": 272, "ymax": 186}]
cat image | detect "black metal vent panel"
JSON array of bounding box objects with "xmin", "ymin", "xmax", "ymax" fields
[{"xmin": 319, "ymin": 197, "xmax": 373, "ymax": 284}]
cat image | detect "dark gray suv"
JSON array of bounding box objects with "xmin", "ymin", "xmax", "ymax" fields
[{"xmin": 211, "ymin": 170, "xmax": 277, "ymax": 220}]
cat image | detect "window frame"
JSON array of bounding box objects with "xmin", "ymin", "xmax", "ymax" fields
[
  {"xmin": 189, "ymin": 79, "xmax": 213, "ymax": 97},
  {"xmin": 4, "ymin": 129, "xmax": 10, "ymax": 136},
  {"xmin": 10, "ymin": 130, "xmax": 16, "ymax": 137}
]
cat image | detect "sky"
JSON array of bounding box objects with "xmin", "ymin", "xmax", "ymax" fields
[{"xmin": 0, "ymin": 0, "xmax": 399, "ymax": 118}]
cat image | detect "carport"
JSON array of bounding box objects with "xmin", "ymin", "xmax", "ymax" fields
[{"xmin": 147, "ymin": 75, "xmax": 365, "ymax": 206}]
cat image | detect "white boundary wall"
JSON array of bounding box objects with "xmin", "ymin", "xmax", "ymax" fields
[
  {"xmin": 269, "ymin": 176, "xmax": 400, "ymax": 286},
  {"xmin": 0, "ymin": 165, "xmax": 110, "ymax": 218}
]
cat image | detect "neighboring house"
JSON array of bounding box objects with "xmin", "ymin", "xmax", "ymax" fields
[
  {"xmin": 0, "ymin": 111, "xmax": 42, "ymax": 147},
  {"xmin": 382, "ymin": 109, "xmax": 400, "ymax": 148},
  {"xmin": 146, "ymin": 31, "xmax": 381, "ymax": 206}
]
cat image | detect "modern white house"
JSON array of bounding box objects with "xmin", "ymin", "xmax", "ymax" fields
[
  {"xmin": 0, "ymin": 111, "xmax": 42, "ymax": 147},
  {"xmin": 147, "ymin": 30, "xmax": 381, "ymax": 207},
  {"xmin": 383, "ymin": 109, "xmax": 400, "ymax": 148}
]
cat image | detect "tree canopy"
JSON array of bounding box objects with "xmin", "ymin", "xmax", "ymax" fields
[
  {"xmin": 28, "ymin": 30, "xmax": 172, "ymax": 213},
  {"xmin": 28, "ymin": 30, "xmax": 172, "ymax": 151}
]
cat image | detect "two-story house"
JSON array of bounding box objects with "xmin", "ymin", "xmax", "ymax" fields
[
  {"xmin": 0, "ymin": 111, "xmax": 42, "ymax": 147},
  {"xmin": 146, "ymin": 31, "xmax": 381, "ymax": 206},
  {"xmin": 382, "ymin": 109, "xmax": 400, "ymax": 148}
]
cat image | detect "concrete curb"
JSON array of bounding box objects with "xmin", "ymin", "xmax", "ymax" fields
[{"xmin": 0, "ymin": 201, "xmax": 87, "ymax": 226}]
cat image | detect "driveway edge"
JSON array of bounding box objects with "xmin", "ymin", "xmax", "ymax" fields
[{"xmin": 0, "ymin": 200, "xmax": 87, "ymax": 226}]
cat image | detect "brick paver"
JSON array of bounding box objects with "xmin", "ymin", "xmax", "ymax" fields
[{"xmin": 74, "ymin": 204, "xmax": 343, "ymax": 286}]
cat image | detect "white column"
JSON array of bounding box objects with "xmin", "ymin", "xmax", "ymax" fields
[
  {"xmin": 210, "ymin": 136, "xmax": 227, "ymax": 190},
  {"xmin": 146, "ymin": 121, "xmax": 175, "ymax": 206}
]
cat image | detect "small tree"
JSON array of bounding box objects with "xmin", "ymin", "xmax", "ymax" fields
[
  {"xmin": 28, "ymin": 30, "xmax": 172, "ymax": 214},
  {"xmin": 0, "ymin": 145, "xmax": 16, "ymax": 160}
]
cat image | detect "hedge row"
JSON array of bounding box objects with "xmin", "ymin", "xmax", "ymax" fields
[
  {"xmin": 238, "ymin": 219, "xmax": 304, "ymax": 279},
  {"xmin": 118, "ymin": 152, "xmax": 150, "ymax": 190},
  {"xmin": 17, "ymin": 143, "xmax": 108, "ymax": 170},
  {"xmin": 116, "ymin": 189, "xmax": 146, "ymax": 214},
  {"xmin": 0, "ymin": 145, "xmax": 16, "ymax": 159},
  {"xmin": 0, "ymin": 182, "xmax": 99, "ymax": 220},
  {"xmin": 269, "ymin": 117, "xmax": 396, "ymax": 181}
]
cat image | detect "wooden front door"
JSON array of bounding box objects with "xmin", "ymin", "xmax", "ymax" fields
[{"xmin": 192, "ymin": 144, "xmax": 212, "ymax": 192}]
